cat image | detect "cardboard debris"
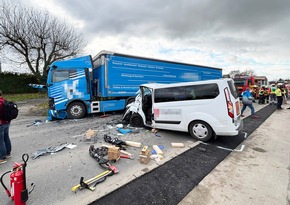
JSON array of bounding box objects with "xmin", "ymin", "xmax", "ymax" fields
[{"xmin": 108, "ymin": 146, "xmax": 120, "ymax": 161}]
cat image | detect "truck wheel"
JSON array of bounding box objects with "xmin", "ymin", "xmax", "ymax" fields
[
  {"xmin": 126, "ymin": 97, "xmax": 135, "ymax": 105},
  {"xmin": 130, "ymin": 113, "xmax": 144, "ymax": 127},
  {"xmin": 67, "ymin": 102, "xmax": 86, "ymax": 119},
  {"xmin": 189, "ymin": 121, "xmax": 213, "ymax": 142}
]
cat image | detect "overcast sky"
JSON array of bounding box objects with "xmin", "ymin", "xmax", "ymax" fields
[{"xmin": 2, "ymin": 0, "xmax": 290, "ymax": 81}]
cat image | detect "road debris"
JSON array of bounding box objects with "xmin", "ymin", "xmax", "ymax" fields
[
  {"xmin": 117, "ymin": 128, "xmax": 132, "ymax": 134},
  {"xmin": 171, "ymin": 143, "xmax": 185, "ymax": 148},
  {"xmin": 108, "ymin": 146, "xmax": 120, "ymax": 161},
  {"xmin": 27, "ymin": 120, "xmax": 43, "ymax": 127},
  {"xmin": 150, "ymin": 154, "xmax": 163, "ymax": 162},
  {"xmin": 32, "ymin": 143, "xmax": 75, "ymax": 159},
  {"xmin": 71, "ymin": 145, "xmax": 119, "ymax": 192},
  {"xmin": 125, "ymin": 141, "xmax": 142, "ymax": 148},
  {"xmin": 139, "ymin": 146, "xmax": 150, "ymax": 164},
  {"xmin": 120, "ymin": 150, "xmax": 133, "ymax": 157},
  {"xmin": 83, "ymin": 129, "xmax": 97, "ymax": 142},
  {"xmin": 104, "ymin": 135, "xmax": 127, "ymax": 149},
  {"xmin": 152, "ymin": 145, "xmax": 164, "ymax": 156}
]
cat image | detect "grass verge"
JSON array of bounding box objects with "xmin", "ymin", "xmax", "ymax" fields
[{"xmin": 4, "ymin": 92, "xmax": 47, "ymax": 102}]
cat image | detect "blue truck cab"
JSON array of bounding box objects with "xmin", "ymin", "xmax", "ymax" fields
[
  {"xmin": 46, "ymin": 50, "xmax": 222, "ymax": 120},
  {"xmin": 47, "ymin": 55, "xmax": 93, "ymax": 120}
]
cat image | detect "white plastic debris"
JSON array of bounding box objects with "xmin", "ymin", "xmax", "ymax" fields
[
  {"xmin": 116, "ymin": 124, "xmax": 123, "ymax": 128},
  {"xmin": 65, "ymin": 144, "xmax": 77, "ymax": 149}
]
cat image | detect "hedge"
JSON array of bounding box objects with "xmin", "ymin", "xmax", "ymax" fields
[{"xmin": 0, "ymin": 72, "xmax": 45, "ymax": 94}]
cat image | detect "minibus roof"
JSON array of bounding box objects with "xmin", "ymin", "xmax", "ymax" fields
[{"xmin": 140, "ymin": 78, "xmax": 228, "ymax": 89}]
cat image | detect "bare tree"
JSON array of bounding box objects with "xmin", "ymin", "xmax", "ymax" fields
[
  {"xmin": 229, "ymin": 69, "xmax": 256, "ymax": 78},
  {"xmin": 0, "ymin": 1, "xmax": 86, "ymax": 82},
  {"xmin": 228, "ymin": 70, "xmax": 241, "ymax": 78},
  {"xmin": 240, "ymin": 69, "xmax": 255, "ymax": 76}
]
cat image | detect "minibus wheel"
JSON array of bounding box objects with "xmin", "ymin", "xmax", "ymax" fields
[
  {"xmin": 189, "ymin": 121, "xmax": 212, "ymax": 142},
  {"xmin": 122, "ymin": 109, "xmax": 132, "ymax": 124},
  {"xmin": 67, "ymin": 102, "xmax": 86, "ymax": 119},
  {"xmin": 130, "ymin": 113, "xmax": 144, "ymax": 127}
]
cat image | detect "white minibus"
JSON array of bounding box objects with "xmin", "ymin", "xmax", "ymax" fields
[{"xmin": 123, "ymin": 78, "xmax": 243, "ymax": 142}]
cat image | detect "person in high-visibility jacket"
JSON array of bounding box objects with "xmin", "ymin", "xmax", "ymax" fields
[
  {"xmin": 258, "ymin": 86, "xmax": 265, "ymax": 104},
  {"xmin": 269, "ymin": 84, "xmax": 277, "ymax": 105},
  {"xmin": 275, "ymin": 85, "xmax": 283, "ymax": 109}
]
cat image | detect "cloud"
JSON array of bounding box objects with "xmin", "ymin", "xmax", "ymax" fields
[{"xmin": 15, "ymin": 0, "xmax": 290, "ymax": 81}]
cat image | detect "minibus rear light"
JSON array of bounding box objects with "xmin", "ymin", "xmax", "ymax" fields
[{"xmin": 224, "ymin": 88, "xmax": 234, "ymax": 119}]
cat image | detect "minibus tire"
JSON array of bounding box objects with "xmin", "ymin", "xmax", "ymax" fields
[
  {"xmin": 122, "ymin": 109, "xmax": 132, "ymax": 124},
  {"xmin": 130, "ymin": 113, "xmax": 144, "ymax": 127},
  {"xmin": 189, "ymin": 121, "xmax": 212, "ymax": 142},
  {"xmin": 67, "ymin": 102, "xmax": 86, "ymax": 119}
]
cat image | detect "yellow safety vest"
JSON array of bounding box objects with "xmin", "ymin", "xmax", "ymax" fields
[
  {"xmin": 270, "ymin": 87, "xmax": 276, "ymax": 94},
  {"xmin": 275, "ymin": 88, "xmax": 282, "ymax": 97}
]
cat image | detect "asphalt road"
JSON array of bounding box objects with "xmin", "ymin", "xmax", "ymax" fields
[{"xmin": 0, "ymin": 101, "xmax": 274, "ymax": 205}]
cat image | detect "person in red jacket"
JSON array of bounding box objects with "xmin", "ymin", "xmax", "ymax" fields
[{"xmin": 0, "ymin": 90, "xmax": 11, "ymax": 164}]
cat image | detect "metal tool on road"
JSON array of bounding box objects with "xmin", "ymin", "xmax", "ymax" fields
[
  {"xmin": 104, "ymin": 134, "xmax": 127, "ymax": 150},
  {"xmin": 71, "ymin": 145, "xmax": 119, "ymax": 192},
  {"xmin": 71, "ymin": 165, "xmax": 118, "ymax": 192},
  {"xmin": 120, "ymin": 155, "xmax": 134, "ymax": 160}
]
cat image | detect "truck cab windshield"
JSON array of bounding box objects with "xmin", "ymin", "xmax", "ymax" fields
[{"xmin": 52, "ymin": 69, "xmax": 76, "ymax": 83}]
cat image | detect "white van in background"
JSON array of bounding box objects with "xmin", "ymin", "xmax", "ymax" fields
[{"xmin": 123, "ymin": 78, "xmax": 243, "ymax": 142}]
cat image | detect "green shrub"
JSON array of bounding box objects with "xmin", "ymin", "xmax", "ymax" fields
[{"xmin": 0, "ymin": 72, "xmax": 45, "ymax": 94}]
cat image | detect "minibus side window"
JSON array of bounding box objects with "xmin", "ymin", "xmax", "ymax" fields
[
  {"xmin": 194, "ymin": 84, "xmax": 219, "ymax": 99},
  {"xmin": 155, "ymin": 88, "xmax": 175, "ymax": 103},
  {"xmin": 154, "ymin": 83, "xmax": 219, "ymax": 103}
]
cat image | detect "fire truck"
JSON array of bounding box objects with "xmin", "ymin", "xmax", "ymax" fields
[{"xmin": 233, "ymin": 75, "xmax": 268, "ymax": 99}]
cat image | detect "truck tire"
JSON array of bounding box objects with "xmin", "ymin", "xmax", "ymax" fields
[
  {"xmin": 189, "ymin": 121, "xmax": 213, "ymax": 142},
  {"xmin": 126, "ymin": 97, "xmax": 135, "ymax": 105},
  {"xmin": 130, "ymin": 113, "xmax": 144, "ymax": 127},
  {"xmin": 67, "ymin": 102, "xmax": 86, "ymax": 119}
]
